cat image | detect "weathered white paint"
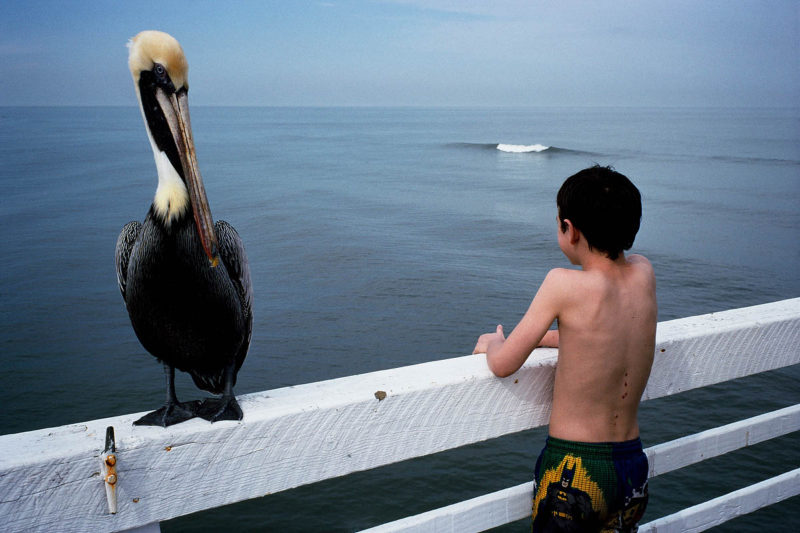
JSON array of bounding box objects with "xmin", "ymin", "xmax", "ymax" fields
[
  {"xmin": 126, "ymin": 524, "xmax": 160, "ymax": 533},
  {"xmin": 639, "ymin": 468, "xmax": 800, "ymax": 533},
  {"xmin": 357, "ymin": 405, "xmax": 800, "ymax": 533},
  {"xmin": 0, "ymin": 298, "xmax": 798, "ymax": 533},
  {"xmin": 646, "ymin": 404, "xmax": 800, "ymax": 477},
  {"xmin": 360, "ymin": 482, "xmax": 535, "ymax": 533},
  {"xmin": 644, "ymin": 298, "xmax": 800, "ymax": 400}
]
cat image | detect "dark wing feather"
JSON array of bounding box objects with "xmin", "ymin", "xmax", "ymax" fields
[
  {"xmin": 215, "ymin": 220, "xmax": 253, "ymax": 372},
  {"xmin": 115, "ymin": 221, "xmax": 142, "ymax": 300}
]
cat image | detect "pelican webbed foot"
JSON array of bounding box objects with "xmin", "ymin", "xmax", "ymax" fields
[
  {"xmin": 197, "ymin": 395, "xmax": 243, "ymax": 422},
  {"xmin": 133, "ymin": 399, "xmax": 202, "ymax": 427},
  {"xmin": 133, "ymin": 363, "xmax": 201, "ymax": 427}
]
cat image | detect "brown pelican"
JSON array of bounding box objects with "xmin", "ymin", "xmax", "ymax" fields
[{"xmin": 116, "ymin": 31, "xmax": 252, "ymax": 426}]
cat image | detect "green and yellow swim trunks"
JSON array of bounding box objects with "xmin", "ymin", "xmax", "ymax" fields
[{"xmin": 531, "ymin": 437, "xmax": 649, "ymax": 533}]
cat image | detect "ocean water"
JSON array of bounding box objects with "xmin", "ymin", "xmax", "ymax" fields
[{"xmin": 0, "ymin": 106, "xmax": 798, "ymax": 531}]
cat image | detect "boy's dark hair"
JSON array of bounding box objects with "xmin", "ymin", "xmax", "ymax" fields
[{"xmin": 557, "ymin": 166, "xmax": 641, "ymax": 260}]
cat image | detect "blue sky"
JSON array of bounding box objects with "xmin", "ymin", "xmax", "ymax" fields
[{"xmin": 1, "ymin": 0, "xmax": 798, "ymax": 107}]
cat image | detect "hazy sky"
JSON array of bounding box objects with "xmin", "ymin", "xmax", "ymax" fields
[{"xmin": 1, "ymin": 0, "xmax": 798, "ymax": 107}]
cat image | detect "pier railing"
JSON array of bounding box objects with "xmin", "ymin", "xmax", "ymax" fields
[{"xmin": 1, "ymin": 298, "xmax": 798, "ymax": 533}]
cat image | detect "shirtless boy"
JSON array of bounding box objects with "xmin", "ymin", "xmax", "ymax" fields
[{"xmin": 473, "ymin": 166, "xmax": 657, "ymax": 532}]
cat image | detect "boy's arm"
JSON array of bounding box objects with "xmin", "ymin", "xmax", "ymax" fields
[
  {"xmin": 474, "ymin": 269, "xmax": 563, "ymax": 377},
  {"xmin": 539, "ymin": 329, "xmax": 559, "ymax": 348}
]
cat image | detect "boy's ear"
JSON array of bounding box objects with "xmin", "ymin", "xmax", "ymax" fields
[{"xmin": 562, "ymin": 219, "xmax": 581, "ymax": 244}]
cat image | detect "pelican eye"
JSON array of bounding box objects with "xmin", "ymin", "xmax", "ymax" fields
[
  {"xmin": 150, "ymin": 63, "xmax": 176, "ymax": 93},
  {"xmin": 154, "ymin": 63, "xmax": 167, "ymax": 80}
]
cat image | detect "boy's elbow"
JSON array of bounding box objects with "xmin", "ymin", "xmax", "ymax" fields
[
  {"xmin": 487, "ymin": 356, "xmax": 516, "ymax": 378},
  {"xmin": 493, "ymin": 367, "xmax": 516, "ymax": 378}
]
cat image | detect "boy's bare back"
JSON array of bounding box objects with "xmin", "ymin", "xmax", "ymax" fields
[
  {"xmin": 473, "ymin": 253, "xmax": 656, "ymax": 442},
  {"xmin": 547, "ymin": 254, "xmax": 656, "ymax": 442}
]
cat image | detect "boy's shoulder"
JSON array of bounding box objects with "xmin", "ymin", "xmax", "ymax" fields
[
  {"xmin": 542, "ymin": 266, "xmax": 580, "ymax": 283},
  {"xmin": 539, "ymin": 267, "xmax": 588, "ymax": 303},
  {"xmin": 542, "ymin": 254, "xmax": 654, "ymax": 294},
  {"xmin": 626, "ymin": 254, "xmax": 656, "ymax": 284},
  {"xmin": 627, "ymin": 253, "xmax": 654, "ymax": 269}
]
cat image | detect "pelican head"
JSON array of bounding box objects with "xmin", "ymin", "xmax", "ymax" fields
[{"xmin": 128, "ymin": 30, "xmax": 219, "ymax": 267}]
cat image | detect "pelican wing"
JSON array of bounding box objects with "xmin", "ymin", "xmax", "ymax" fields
[
  {"xmin": 215, "ymin": 220, "xmax": 253, "ymax": 371},
  {"xmin": 115, "ymin": 221, "xmax": 142, "ymax": 300}
]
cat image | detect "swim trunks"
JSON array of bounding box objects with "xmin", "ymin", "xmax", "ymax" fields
[{"xmin": 531, "ymin": 436, "xmax": 649, "ymax": 533}]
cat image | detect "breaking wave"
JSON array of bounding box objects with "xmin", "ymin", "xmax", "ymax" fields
[
  {"xmin": 496, "ymin": 143, "xmax": 550, "ymax": 153},
  {"xmin": 449, "ymin": 142, "xmax": 594, "ymax": 156}
]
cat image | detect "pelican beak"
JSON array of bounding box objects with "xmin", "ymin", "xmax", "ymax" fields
[{"xmin": 155, "ymin": 88, "xmax": 220, "ymax": 267}]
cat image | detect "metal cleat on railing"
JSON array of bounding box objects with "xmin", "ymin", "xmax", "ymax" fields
[{"xmin": 100, "ymin": 426, "xmax": 118, "ymax": 514}]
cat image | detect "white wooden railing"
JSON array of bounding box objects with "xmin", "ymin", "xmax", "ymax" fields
[{"xmin": 1, "ymin": 298, "xmax": 798, "ymax": 533}]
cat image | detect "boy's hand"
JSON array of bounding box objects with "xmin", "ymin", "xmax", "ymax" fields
[{"xmin": 473, "ymin": 325, "xmax": 505, "ymax": 354}]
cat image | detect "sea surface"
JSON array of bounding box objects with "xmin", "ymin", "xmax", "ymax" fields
[{"xmin": 1, "ymin": 106, "xmax": 798, "ymax": 531}]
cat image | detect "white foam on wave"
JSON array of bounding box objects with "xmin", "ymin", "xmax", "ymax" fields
[{"xmin": 496, "ymin": 143, "xmax": 550, "ymax": 153}]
